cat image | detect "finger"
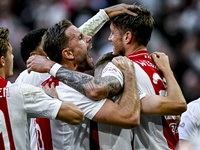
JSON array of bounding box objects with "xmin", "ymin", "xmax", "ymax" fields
[
  {"xmin": 112, "ymin": 58, "xmax": 119, "ymax": 66},
  {"xmin": 125, "ymin": 9, "xmax": 138, "ymax": 16},
  {"xmin": 26, "ymin": 55, "xmax": 34, "ymax": 63},
  {"xmin": 27, "ymin": 68, "xmax": 32, "ymax": 74},
  {"xmin": 150, "ymin": 53, "xmax": 158, "ymax": 59},
  {"xmin": 51, "ymin": 82, "xmax": 55, "ymax": 88},
  {"xmin": 46, "ymin": 83, "xmax": 50, "ymax": 88}
]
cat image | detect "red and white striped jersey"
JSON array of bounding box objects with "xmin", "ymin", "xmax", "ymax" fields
[{"xmin": 128, "ymin": 50, "xmax": 178, "ymax": 150}]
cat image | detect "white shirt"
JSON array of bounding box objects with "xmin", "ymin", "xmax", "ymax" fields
[
  {"xmin": 178, "ymin": 98, "xmax": 200, "ymax": 145},
  {"xmin": 15, "ymin": 69, "xmax": 50, "ymax": 87},
  {"xmin": 32, "ymin": 76, "xmax": 106, "ymax": 150},
  {"xmin": 0, "ymin": 76, "xmax": 62, "ymax": 150}
]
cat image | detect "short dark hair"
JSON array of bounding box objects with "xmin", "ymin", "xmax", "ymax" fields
[
  {"xmin": 110, "ymin": 4, "xmax": 154, "ymax": 46},
  {"xmin": 20, "ymin": 28, "xmax": 47, "ymax": 63},
  {"xmin": 95, "ymin": 52, "xmax": 115, "ymax": 68},
  {"xmin": 43, "ymin": 20, "xmax": 72, "ymax": 63},
  {"xmin": 0, "ymin": 27, "xmax": 10, "ymax": 57}
]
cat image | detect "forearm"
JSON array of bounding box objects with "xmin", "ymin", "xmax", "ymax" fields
[
  {"xmin": 56, "ymin": 101, "xmax": 84, "ymax": 125},
  {"xmin": 118, "ymin": 69, "xmax": 140, "ymax": 125},
  {"xmin": 140, "ymin": 70, "xmax": 187, "ymax": 115},
  {"xmin": 50, "ymin": 64, "xmax": 121, "ymax": 100},
  {"xmin": 163, "ymin": 69, "xmax": 187, "ymax": 113}
]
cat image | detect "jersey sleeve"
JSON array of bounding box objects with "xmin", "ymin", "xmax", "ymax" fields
[
  {"xmin": 18, "ymin": 82, "xmax": 62, "ymax": 119},
  {"xmin": 102, "ymin": 62, "xmax": 147, "ymax": 100},
  {"xmin": 57, "ymin": 82, "xmax": 106, "ymax": 120},
  {"xmin": 78, "ymin": 9, "xmax": 109, "ymax": 36},
  {"xmin": 49, "ymin": 63, "xmax": 62, "ymax": 77},
  {"xmin": 15, "ymin": 69, "xmax": 50, "ymax": 87},
  {"xmin": 101, "ymin": 62, "xmax": 123, "ymax": 87}
]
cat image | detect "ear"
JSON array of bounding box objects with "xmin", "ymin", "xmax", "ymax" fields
[
  {"xmin": 62, "ymin": 48, "xmax": 74, "ymax": 60},
  {"xmin": 0, "ymin": 56, "xmax": 5, "ymax": 67},
  {"xmin": 123, "ymin": 31, "xmax": 132, "ymax": 44}
]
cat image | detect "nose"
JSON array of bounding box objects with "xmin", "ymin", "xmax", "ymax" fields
[
  {"xmin": 108, "ymin": 33, "xmax": 112, "ymax": 41},
  {"xmin": 87, "ymin": 35, "xmax": 92, "ymax": 43}
]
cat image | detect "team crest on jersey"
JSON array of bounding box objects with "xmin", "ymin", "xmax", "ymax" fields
[
  {"xmin": 179, "ymin": 122, "xmax": 185, "ymax": 128},
  {"xmin": 102, "ymin": 67, "xmax": 118, "ymax": 74}
]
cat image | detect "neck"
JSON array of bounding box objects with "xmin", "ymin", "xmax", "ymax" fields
[
  {"xmin": 60, "ymin": 60, "xmax": 77, "ymax": 71},
  {"xmin": 125, "ymin": 45, "xmax": 147, "ymax": 56},
  {"xmin": 0, "ymin": 70, "xmax": 5, "ymax": 79}
]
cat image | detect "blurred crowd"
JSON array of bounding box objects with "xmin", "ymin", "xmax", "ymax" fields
[{"xmin": 1, "ymin": 0, "xmax": 200, "ymax": 103}]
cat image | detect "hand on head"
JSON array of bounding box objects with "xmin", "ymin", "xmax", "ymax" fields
[{"xmin": 104, "ymin": 3, "xmax": 138, "ymax": 18}]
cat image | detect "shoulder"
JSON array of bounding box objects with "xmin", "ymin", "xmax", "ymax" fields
[{"xmin": 187, "ymin": 98, "xmax": 200, "ymax": 119}]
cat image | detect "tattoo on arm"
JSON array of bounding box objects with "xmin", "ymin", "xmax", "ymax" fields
[{"xmin": 56, "ymin": 66, "xmax": 122, "ymax": 98}]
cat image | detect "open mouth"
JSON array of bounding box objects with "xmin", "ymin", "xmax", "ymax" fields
[
  {"xmin": 87, "ymin": 52, "xmax": 93, "ymax": 61},
  {"xmin": 87, "ymin": 44, "xmax": 93, "ymax": 61}
]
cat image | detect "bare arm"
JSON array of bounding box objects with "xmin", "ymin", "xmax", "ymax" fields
[
  {"xmin": 92, "ymin": 56, "xmax": 140, "ymax": 129},
  {"xmin": 140, "ymin": 52, "xmax": 187, "ymax": 115},
  {"xmin": 27, "ymin": 55, "xmax": 122, "ymax": 100},
  {"xmin": 56, "ymin": 101, "xmax": 84, "ymax": 125},
  {"xmin": 55, "ymin": 66, "xmax": 121, "ymax": 100}
]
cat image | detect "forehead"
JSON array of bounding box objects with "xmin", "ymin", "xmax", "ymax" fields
[
  {"xmin": 110, "ymin": 23, "xmax": 119, "ymax": 32},
  {"xmin": 64, "ymin": 25, "xmax": 81, "ymax": 39},
  {"xmin": 8, "ymin": 43, "xmax": 12, "ymax": 52}
]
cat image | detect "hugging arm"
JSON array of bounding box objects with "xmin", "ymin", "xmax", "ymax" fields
[
  {"xmin": 27, "ymin": 55, "xmax": 122, "ymax": 100},
  {"xmin": 140, "ymin": 52, "xmax": 187, "ymax": 115},
  {"xmin": 55, "ymin": 66, "xmax": 122, "ymax": 100},
  {"xmin": 92, "ymin": 56, "xmax": 140, "ymax": 129}
]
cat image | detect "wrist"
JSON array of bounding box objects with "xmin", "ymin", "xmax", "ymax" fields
[
  {"xmin": 49, "ymin": 63, "xmax": 62, "ymax": 77},
  {"xmin": 100, "ymin": 9, "xmax": 110, "ymax": 20}
]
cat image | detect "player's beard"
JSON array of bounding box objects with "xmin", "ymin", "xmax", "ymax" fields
[
  {"xmin": 114, "ymin": 46, "xmax": 126, "ymax": 56},
  {"xmin": 77, "ymin": 53, "xmax": 94, "ymax": 72}
]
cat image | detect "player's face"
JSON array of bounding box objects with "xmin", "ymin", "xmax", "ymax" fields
[
  {"xmin": 65, "ymin": 25, "xmax": 94, "ymax": 71},
  {"xmin": 4, "ymin": 43, "xmax": 14, "ymax": 79},
  {"xmin": 108, "ymin": 23, "xmax": 125, "ymax": 56}
]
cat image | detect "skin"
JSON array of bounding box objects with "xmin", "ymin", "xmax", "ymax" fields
[
  {"xmin": 1, "ymin": 43, "xmax": 14, "ymax": 79},
  {"xmin": 61, "ymin": 25, "xmax": 93, "ymax": 72},
  {"xmin": 104, "ymin": 3, "xmax": 138, "ymax": 18}
]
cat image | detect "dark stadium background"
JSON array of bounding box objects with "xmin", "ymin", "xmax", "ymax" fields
[{"xmin": 1, "ymin": 0, "xmax": 200, "ymax": 103}]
